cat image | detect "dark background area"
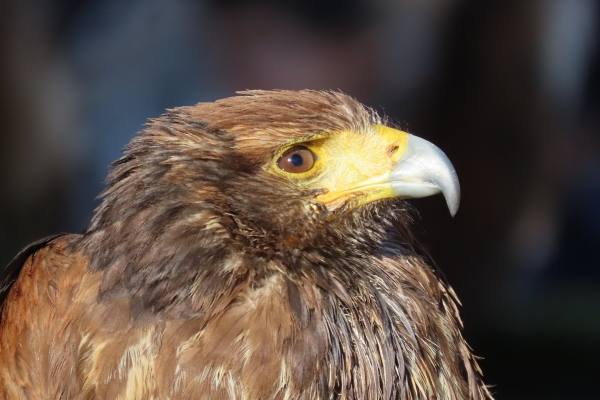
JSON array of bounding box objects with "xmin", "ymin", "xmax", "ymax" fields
[{"xmin": 1, "ymin": 0, "xmax": 598, "ymax": 398}]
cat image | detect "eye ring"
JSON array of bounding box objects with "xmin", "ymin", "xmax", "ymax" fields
[{"xmin": 277, "ymin": 146, "xmax": 316, "ymax": 173}]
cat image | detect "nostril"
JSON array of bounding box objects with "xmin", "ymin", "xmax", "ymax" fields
[{"xmin": 387, "ymin": 144, "xmax": 400, "ymax": 157}]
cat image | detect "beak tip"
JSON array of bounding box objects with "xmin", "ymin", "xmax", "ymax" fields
[
  {"xmin": 448, "ymin": 200, "xmax": 459, "ymax": 217},
  {"xmin": 443, "ymin": 177, "xmax": 460, "ymax": 217}
]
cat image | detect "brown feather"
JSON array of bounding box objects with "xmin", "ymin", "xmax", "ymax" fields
[{"xmin": 0, "ymin": 90, "xmax": 492, "ymax": 399}]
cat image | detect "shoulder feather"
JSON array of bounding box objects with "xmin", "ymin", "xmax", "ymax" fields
[{"xmin": 0, "ymin": 233, "xmax": 66, "ymax": 305}]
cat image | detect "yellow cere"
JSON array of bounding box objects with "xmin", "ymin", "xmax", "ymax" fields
[{"xmin": 270, "ymin": 124, "xmax": 409, "ymax": 210}]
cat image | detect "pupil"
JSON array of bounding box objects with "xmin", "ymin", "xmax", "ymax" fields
[{"xmin": 290, "ymin": 153, "xmax": 304, "ymax": 167}]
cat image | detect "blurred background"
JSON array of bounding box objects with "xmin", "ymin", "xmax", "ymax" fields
[{"xmin": 1, "ymin": 0, "xmax": 598, "ymax": 398}]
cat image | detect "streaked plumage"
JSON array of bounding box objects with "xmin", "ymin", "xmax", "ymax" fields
[{"xmin": 0, "ymin": 90, "xmax": 491, "ymax": 399}]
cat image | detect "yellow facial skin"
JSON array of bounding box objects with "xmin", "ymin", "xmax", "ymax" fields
[
  {"xmin": 269, "ymin": 124, "xmax": 460, "ymax": 215},
  {"xmin": 270, "ymin": 125, "xmax": 409, "ymax": 210}
]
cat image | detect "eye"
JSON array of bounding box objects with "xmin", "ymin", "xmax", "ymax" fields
[{"xmin": 277, "ymin": 146, "xmax": 316, "ymax": 173}]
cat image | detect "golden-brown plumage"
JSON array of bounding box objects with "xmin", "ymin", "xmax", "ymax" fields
[{"xmin": 0, "ymin": 90, "xmax": 491, "ymax": 399}]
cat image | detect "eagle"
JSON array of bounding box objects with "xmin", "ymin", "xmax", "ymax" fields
[{"xmin": 0, "ymin": 90, "xmax": 491, "ymax": 399}]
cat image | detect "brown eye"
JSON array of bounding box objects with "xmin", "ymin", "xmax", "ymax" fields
[{"xmin": 277, "ymin": 146, "xmax": 316, "ymax": 173}]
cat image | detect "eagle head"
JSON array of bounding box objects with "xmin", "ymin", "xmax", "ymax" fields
[{"xmin": 82, "ymin": 90, "xmax": 458, "ymax": 312}]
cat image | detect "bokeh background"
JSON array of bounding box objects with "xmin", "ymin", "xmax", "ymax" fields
[{"xmin": 1, "ymin": 0, "xmax": 598, "ymax": 398}]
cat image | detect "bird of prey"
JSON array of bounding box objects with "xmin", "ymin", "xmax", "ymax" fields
[{"xmin": 0, "ymin": 90, "xmax": 491, "ymax": 399}]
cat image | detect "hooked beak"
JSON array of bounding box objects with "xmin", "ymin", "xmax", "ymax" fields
[
  {"xmin": 390, "ymin": 133, "xmax": 460, "ymax": 216},
  {"xmin": 315, "ymin": 125, "xmax": 460, "ymax": 216}
]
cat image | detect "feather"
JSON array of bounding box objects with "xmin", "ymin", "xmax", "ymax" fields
[{"xmin": 0, "ymin": 90, "xmax": 492, "ymax": 399}]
